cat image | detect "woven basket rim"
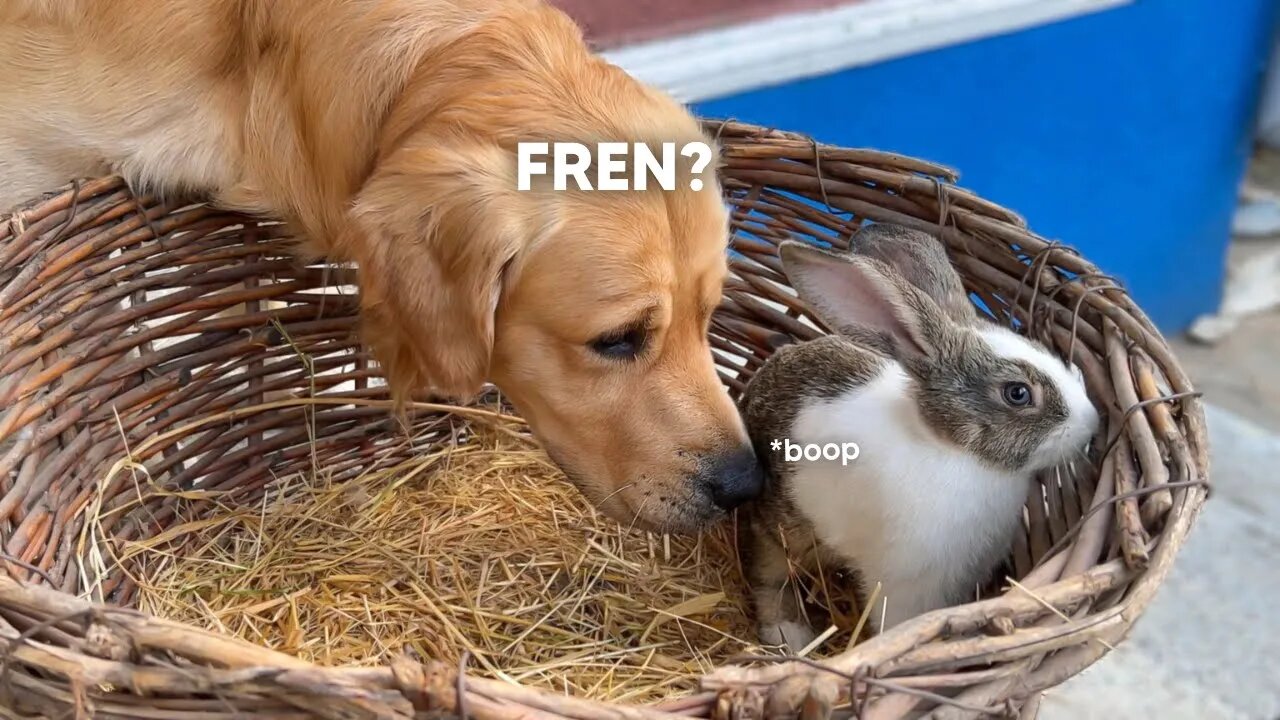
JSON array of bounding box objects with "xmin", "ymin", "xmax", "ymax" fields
[{"xmin": 0, "ymin": 118, "xmax": 1210, "ymax": 720}]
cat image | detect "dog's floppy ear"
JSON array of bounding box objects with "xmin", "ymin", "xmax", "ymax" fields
[{"xmin": 348, "ymin": 141, "xmax": 538, "ymax": 405}]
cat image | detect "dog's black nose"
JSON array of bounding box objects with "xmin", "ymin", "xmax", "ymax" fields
[{"xmin": 704, "ymin": 447, "xmax": 764, "ymax": 511}]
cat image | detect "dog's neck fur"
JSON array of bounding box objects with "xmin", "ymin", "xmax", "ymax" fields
[
  {"xmin": 238, "ymin": 1, "xmax": 702, "ymax": 258},
  {"xmin": 222, "ymin": 1, "xmax": 567, "ymax": 249}
]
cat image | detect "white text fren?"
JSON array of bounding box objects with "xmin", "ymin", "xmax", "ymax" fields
[{"xmin": 516, "ymin": 141, "xmax": 712, "ymax": 192}]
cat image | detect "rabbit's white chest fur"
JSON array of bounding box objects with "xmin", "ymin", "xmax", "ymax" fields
[{"xmin": 787, "ymin": 363, "xmax": 1029, "ymax": 629}]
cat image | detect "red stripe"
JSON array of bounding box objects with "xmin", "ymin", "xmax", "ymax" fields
[{"xmin": 550, "ymin": 0, "xmax": 863, "ymax": 49}]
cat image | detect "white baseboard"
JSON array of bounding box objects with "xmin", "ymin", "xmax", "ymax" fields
[{"xmin": 602, "ymin": 0, "xmax": 1132, "ymax": 103}]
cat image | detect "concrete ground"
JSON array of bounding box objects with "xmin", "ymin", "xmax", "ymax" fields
[
  {"xmin": 1041, "ymin": 404, "xmax": 1280, "ymax": 720},
  {"xmin": 1039, "ymin": 155, "xmax": 1280, "ymax": 719}
]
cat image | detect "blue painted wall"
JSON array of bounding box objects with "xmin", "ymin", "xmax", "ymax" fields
[{"xmin": 694, "ymin": 0, "xmax": 1280, "ymax": 332}]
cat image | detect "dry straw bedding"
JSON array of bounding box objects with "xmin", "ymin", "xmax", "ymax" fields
[{"xmin": 116, "ymin": 414, "xmax": 861, "ymax": 704}]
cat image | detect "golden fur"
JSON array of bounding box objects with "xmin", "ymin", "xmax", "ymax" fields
[{"xmin": 0, "ymin": 0, "xmax": 760, "ymax": 531}]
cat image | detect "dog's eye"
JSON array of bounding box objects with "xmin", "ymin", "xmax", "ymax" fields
[
  {"xmin": 590, "ymin": 328, "xmax": 646, "ymax": 360},
  {"xmin": 1002, "ymin": 381, "xmax": 1033, "ymax": 407}
]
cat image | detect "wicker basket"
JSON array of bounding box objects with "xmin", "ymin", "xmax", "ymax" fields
[{"xmin": 0, "ymin": 120, "xmax": 1208, "ymax": 719}]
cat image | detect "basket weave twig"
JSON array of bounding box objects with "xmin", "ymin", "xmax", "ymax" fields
[{"xmin": 0, "ymin": 120, "xmax": 1208, "ymax": 719}]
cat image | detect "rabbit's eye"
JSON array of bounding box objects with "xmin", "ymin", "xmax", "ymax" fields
[
  {"xmin": 1002, "ymin": 382, "xmax": 1033, "ymax": 407},
  {"xmin": 590, "ymin": 327, "xmax": 646, "ymax": 360}
]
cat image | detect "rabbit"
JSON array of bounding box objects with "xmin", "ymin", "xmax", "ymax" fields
[{"xmin": 738, "ymin": 223, "xmax": 1100, "ymax": 652}]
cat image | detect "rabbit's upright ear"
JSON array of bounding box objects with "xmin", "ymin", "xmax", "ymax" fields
[
  {"xmin": 779, "ymin": 240, "xmax": 948, "ymax": 359},
  {"xmin": 849, "ymin": 224, "xmax": 976, "ymax": 325}
]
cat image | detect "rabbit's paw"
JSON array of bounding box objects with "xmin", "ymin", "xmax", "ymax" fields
[{"xmin": 758, "ymin": 620, "xmax": 817, "ymax": 653}]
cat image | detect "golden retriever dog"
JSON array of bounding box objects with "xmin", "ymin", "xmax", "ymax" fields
[{"xmin": 0, "ymin": 0, "xmax": 762, "ymax": 532}]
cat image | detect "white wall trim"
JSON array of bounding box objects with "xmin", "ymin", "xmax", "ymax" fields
[{"xmin": 602, "ymin": 0, "xmax": 1132, "ymax": 103}]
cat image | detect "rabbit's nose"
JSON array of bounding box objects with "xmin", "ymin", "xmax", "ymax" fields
[{"xmin": 703, "ymin": 447, "xmax": 764, "ymax": 511}]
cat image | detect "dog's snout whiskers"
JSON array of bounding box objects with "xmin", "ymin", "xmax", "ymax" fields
[
  {"xmin": 625, "ymin": 494, "xmax": 652, "ymax": 535},
  {"xmin": 600, "ymin": 482, "xmax": 634, "ymax": 506}
]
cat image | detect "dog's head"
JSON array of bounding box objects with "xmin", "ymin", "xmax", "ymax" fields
[{"xmin": 348, "ymin": 38, "xmax": 760, "ymax": 533}]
